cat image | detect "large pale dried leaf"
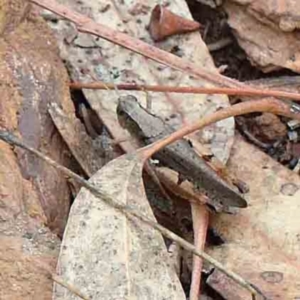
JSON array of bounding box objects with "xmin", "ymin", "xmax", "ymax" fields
[
  {"xmin": 53, "ymin": 154, "xmax": 186, "ymax": 299},
  {"xmin": 225, "ymin": 1, "xmax": 300, "ymax": 72},
  {"xmin": 46, "ymin": 0, "xmax": 234, "ymax": 164},
  {"xmin": 207, "ymin": 137, "xmax": 300, "ymax": 299}
]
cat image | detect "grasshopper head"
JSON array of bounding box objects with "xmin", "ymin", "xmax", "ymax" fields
[
  {"xmin": 117, "ymin": 95, "xmax": 139, "ymax": 119},
  {"xmin": 116, "ymin": 95, "xmax": 146, "ymax": 140}
]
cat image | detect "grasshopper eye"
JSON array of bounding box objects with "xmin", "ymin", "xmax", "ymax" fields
[
  {"xmin": 116, "ymin": 102, "xmax": 127, "ymax": 117},
  {"xmin": 116, "ymin": 108, "xmax": 128, "ymax": 129},
  {"xmin": 116, "ymin": 106, "xmax": 124, "ymax": 116}
]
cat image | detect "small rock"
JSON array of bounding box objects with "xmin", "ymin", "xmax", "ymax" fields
[{"xmin": 253, "ymin": 113, "xmax": 287, "ymax": 142}]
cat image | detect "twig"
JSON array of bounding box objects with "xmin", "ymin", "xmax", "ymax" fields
[
  {"xmin": 69, "ymin": 81, "xmax": 300, "ymax": 102},
  {"xmin": 190, "ymin": 203, "xmax": 209, "ymax": 300},
  {"xmin": 0, "ymin": 130, "xmax": 260, "ymax": 298},
  {"xmin": 37, "ymin": 262, "xmax": 90, "ymax": 300},
  {"xmin": 142, "ymin": 98, "xmax": 300, "ymax": 158},
  {"xmin": 207, "ymin": 37, "xmax": 232, "ymax": 52},
  {"xmin": 30, "ymin": 0, "xmax": 244, "ymax": 88},
  {"xmin": 235, "ymin": 118, "xmax": 273, "ymax": 150},
  {"xmin": 52, "ymin": 274, "xmax": 90, "ymax": 300}
]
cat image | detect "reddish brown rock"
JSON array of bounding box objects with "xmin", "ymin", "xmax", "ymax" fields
[{"xmin": 0, "ymin": 0, "xmax": 78, "ymax": 299}]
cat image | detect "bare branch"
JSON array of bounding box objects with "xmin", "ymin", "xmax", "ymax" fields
[{"xmin": 70, "ymin": 81, "xmax": 300, "ymax": 102}]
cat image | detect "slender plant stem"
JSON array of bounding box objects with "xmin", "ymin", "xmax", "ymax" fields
[
  {"xmin": 52, "ymin": 274, "xmax": 90, "ymax": 300},
  {"xmin": 142, "ymin": 98, "xmax": 300, "ymax": 158},
  {"xmin": 30, "ymin": 0, "xmax": 244, "ymax": 88},
  {"xmin": 69, "ymin": 81, "xmax": 300, "ymax": 102}
]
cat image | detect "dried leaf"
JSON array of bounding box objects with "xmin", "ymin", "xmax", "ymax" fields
[
  {"xmin": 53, "ymin": 154, "xmax": 186, "ymax": 299},
  {"xmin": 207, "ymin": 137, "xmax": 300, "ymax": 299},
  {"xmin": 48, "ymin": 103, "xmax": 104, "ymax": 176},
  {"xmin": 149, "ymin": 5, "xmax": 201, "ymax": 41}
]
